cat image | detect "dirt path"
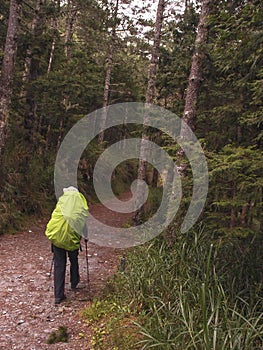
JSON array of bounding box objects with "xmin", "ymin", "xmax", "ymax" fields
[{"xmin": 0, "ymin": 193, "xmax": 133, "ymax": 349}]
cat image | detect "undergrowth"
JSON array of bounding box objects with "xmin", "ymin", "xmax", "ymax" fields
[
  {"xmin": 46, "ymin": 326, "xmax": 68, "ymax": 344},
  {"xmin": 82, "ymin": 297, "xmax": 142, "ymax": 350},
  {"xmin": 82, "ymin": 225, "xmax": 263, "ymax": 350}
]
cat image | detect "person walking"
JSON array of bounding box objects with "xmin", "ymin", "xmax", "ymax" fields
[{"xmin": 45, "ymin": 186, "xmax": 89, "ymax": 305}]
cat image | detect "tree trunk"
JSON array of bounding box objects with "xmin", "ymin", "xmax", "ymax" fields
[
  {"xmin": 165, "ymin": 0, "xmax": 211, "ymax": 239},
  {"xmin": 181, "ymin": 0, "xmax": 211, "ymax": 130},
  {"xmin": 145, "ymin": 0, "xmax": 165, "ymax": 105},
  {"xmin": 21, "ymin": 0, "xmax": 42, "ymax": 96},
  {"xmin": 98, "ymin": 0, "xmax": 119, "ymax": 144},
  {"xmin": 152, "ymin": 130, "xmax": 162, "ymax": 187},
  {"xmin": 47, "ymin": 38, "xmax": 56, "ymax": 74},
  {"xmin": 45, "ymin": 124, "xmax": 51, "ymax": 153},
  {"xmin": 48, "ymin": 0, "xmax": 60, "ymax": 73},
  {"xmin": 0, "ymin": 0, "xmax": 22, "ymax": 167},
  {"xmin": 64, "ymin": 0, "xmax": 78, "ymax": 61},
  {"xmin": 56, "ymin": 117, "xmax": 64, "ymax": 151},
  {"xmin": 133, "ymin": 0, "xmax": 165, "ymax": 225},
  {"xmin": 230, "ymin": 208, "xmax": 236, "ymax": 228},
  {"xmin": 184, "ymin": 0, "xmax": 189, "ymax": 16},
  {"xmin": 240, "ymin": 203, "xmax": 249, "ymax": 226},
  {"xmin": 177, "ymin": 0, "xmax": 211, "ymax": 170},
  {"xmin": 22, "ymin": 0, "xmax": 46, "ymax": 143}
]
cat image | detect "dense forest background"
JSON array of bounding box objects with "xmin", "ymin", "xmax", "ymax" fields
[{"xmin": 0, "ymin": 0, "xmax": 262, "ymax": 348}]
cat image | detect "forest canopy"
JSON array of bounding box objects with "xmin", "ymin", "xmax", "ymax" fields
[{"xmin": 0, "ymin": 0, "xmax": 261, "ymax": 238}]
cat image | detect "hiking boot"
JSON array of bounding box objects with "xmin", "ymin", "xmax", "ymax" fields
[
  {"xmin": 71, "ymin": 283, "xmax": 78, "ymax": 290},
  {"xmin": 54, "ymin": 295, "xmax": 67, "ymax": 305},
  {"xmin": 71, "ymin": 279, "xmax": 82, "ymax": 290},
  {"xmin": 71, "ymin": 276, "xmax": 80, "ymax": 290},
  {"xmin": 71, "ymin": 284, "xmax": 85, "ymax": 291}
]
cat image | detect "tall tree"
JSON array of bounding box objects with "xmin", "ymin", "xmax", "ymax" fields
[
  {"xmin": 21, "ymin": 0, "xmax": 45, "ymax": 142},
  {"xmin": 200, "ymin": 0, "xmax": 263, "ymax": 235},
  {"xmin": 21, "ymin": 0, "xmax": 42, "ymax": 93},
  {"xmin": 164, "ymin": 0, "xmax": 211, "ymax": 238},
  {"xmin": 64, "ymin": 0, "xmax": 78, "ymax": 61},
  {"xmin": 175, "ymin": 0, "xmax": 211, "ymax": 175},
  {"xmin": 145, "ymin": 0, "xmax": 165, "ymax": 105},
  {"xmin": 0, "ymin": 0, "xmax": 22, "ymax": 168},
  {"xmin": 134, "ymin": 0, "xmax": 165, "ymax": 224},
  {"xmin": 181, "ymin": 0, "xmax": 211, "ymax": 131},
  {"xmin": 98, "ymin": 0, "xmax": 119, "ymax": 144},
  {"xmin": 47, "ymin": 0, "xmax": 61, "ymax": 73}
]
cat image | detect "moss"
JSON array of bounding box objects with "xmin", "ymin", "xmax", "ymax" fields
[{"xmin": 46, "ymin": 326, "xmax": 68, "ymax": 344}]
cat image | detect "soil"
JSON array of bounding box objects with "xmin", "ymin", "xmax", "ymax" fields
[{"xmin": 0, "ymin": 193, "xmax": 133, "ymax": 349}]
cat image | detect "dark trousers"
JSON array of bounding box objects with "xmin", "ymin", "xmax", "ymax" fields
[{"xmin": 53, "ymin": 245, "xmax": 80, "ymax": 300}]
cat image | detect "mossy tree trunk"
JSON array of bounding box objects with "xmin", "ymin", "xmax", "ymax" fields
[
  {"xmin": 0, "ymin": 0, "xmax": 22, "ymax": 171},
  {"xmin": 165, "ymin": 0, "xmax": 211, "ymax": 242}
]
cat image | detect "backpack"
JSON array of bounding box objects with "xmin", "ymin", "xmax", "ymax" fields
[{"xmin": 45, "ymin": 190, "xmax": 88, "ymax": 251}]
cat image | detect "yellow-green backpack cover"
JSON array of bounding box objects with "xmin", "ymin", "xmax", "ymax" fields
[{"xmin": 45, "ymin": 190, "xmax": 88, "ymax": 251}]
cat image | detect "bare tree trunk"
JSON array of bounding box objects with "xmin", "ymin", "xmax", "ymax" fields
[
  {"xmin": 240, "ymin": 203, "xmax": 249, "ymax": 225},
  {"xmin": 133, "ymin": 0, "xmax": 165, "ymax": 224},
  {"xmin": 48, "ymin": 0, "xmax": 61, "ymax": 73},
  {"xmin": 23, "ymin": 1, "xmax": 45, "ymax": 143},
  {"xmin": 184, "ymin": 0, "xmax": 189, "ymax": 16},
  {"xmin": 21, "ymin": 0, "xmax": 42, "ymax": 96},
  {"xmin": 47, "ymin": 36, "xmax": 56, "ymax": 74},
  {"xmin": 230, "ymin": 208, "xmax": 236, "ymax": 228},
  {"xmin": 145, "ymin": 0, "xmax": 165, "ymax": 105},
  {"xmin": 45, "ymin": 124, "xmax": 51, "ymax": 153},
  {"xmin": 181, "ymin": 0, "xmax": 210, "ymax": 130},
  {"xmin": 152, "ymin": 130, "xmax": 162, "ymax": 187},
  {"xmin": 56, "ymin": 118, "xmax": 64, "ymax": 151},
  {"xmin": 98, "ymin": 0, "xmax": 119, "ymax": 144},
  {"xmin": 177, "ymin": 0, "xmax": 211, "ymax": 170},
  {"xmin": 165, "ymin": 0, "xmax": 211, "ymax": 240},
  {"xmin": 152, "ymin": 164, "xmax": 159, "ymax": 187},
  {"xmin": 64, "ymin": 0, "xmax": 78, "ymax": 61},
  {"xmin": 98, "ymin": 47, "xmax": 113, "ymax": 144},
  {"xmin": 0, "ymin": 0, "xmax": 22, "ymax": 167}
]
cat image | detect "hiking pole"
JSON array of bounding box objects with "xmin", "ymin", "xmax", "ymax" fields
[
  {"xmin": 85, "ymin": 239, "xmax": 91, "ymax": 300},
  {"xmin": 49, "ymin": 255, "xmax": 54, "ymax": 278}
]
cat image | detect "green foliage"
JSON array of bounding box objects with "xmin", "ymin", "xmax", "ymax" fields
[
  {"xmin": 205, "ymin": 145, "xmax": 263, "ymax": 236},
  {"xmin": 1, "ymin": 2, "xmax": 262, "ymax": 349},
  {"xmin": 82, "ymin": 298, "xmax": 140, "ymax": 350},
  {"xmin": 142, "ymin": 186, "xmax": 163, "ymax": 221},
  {"xmin": 0, "ymin": 134, "xmax": 55, "ymax": 233},
  {"xmin": 191, "ymin": 0, "xmax": 263, "ymax": 238},
  {"xmin": 111, "ymin": 159, "xmax": 139, "ymax": 196},
  {"xmin": 46, "ymin": 326, "xmax": 68, "ymax": 344},
  {"xmin": 156, "ymin": 2, "xmax": 199, "ymax": 111},
  {"xmin": 109, "ymin": 227, "xmax": 263, "ymax": 349},
  {"xmin": 0, "ymin": 0, "xmax": 146, "ymax": 233}
]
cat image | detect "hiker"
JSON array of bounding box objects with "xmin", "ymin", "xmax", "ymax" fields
[{"xmin": 45, "ymin": 186, "xmax": 89, "ymax": 305}]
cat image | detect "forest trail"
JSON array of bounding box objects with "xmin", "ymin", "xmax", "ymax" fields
[{"xmin": 0, "ymin": 192, "xmax": 133, "ymax": 350}]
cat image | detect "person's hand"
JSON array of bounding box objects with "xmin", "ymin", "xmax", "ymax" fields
[{"xmin": 83, "ymin": 225, "xmax": 88, "ymax": 243}]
